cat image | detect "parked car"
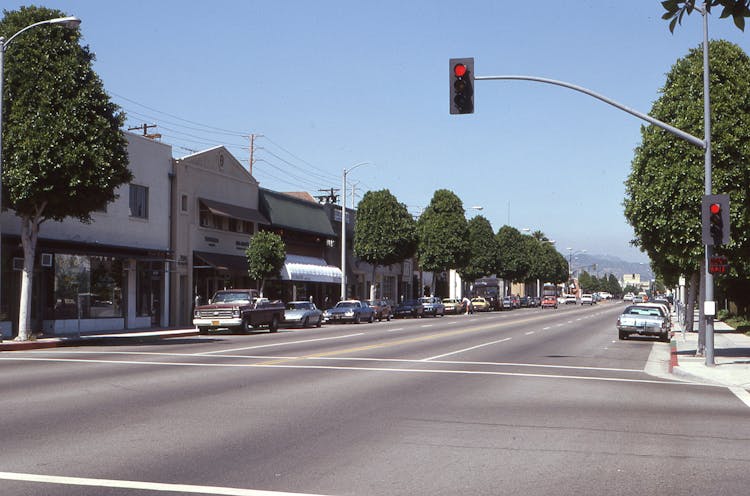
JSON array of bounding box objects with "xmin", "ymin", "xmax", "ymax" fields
[
  {"xmin": 519, "ymin": 296, "xmax": 530, "ymax": 308},
  {"xmin": 500, "ymin": 296, "xmax": 513, "ymax": 310},
  {"xmin": 283, "ymin": 301, "xmax": 323, "ymax": 328},
  {"xmin": 394, "ymin": 299, "xmax": 424, "ymax": 318},
  {"xmin": 616, "ymin": 304, "xmax": 670, "ymax": 341},
  {"xmin": 323, "ymin": 300, "xmax": 375, "ymax": 324},
  {"xmin": 442, "ymin": 298, "xmax": 466, "ymax": 315},
  {"xmin": 420, "ymin": 296, "xmax": 445, "ymax": 317},
  {"xmin": 541, "ymin": 296, "xmax": 558, "ymax": 309},
  {"xmin": 471, "ymin": 297, "xmax": 491, "ymax": 312},
  {"xmin": 193, "ymin": 289, "xmax": 285, "ymax": 334},
  {"xmin": 366, "ymin": 299, "xmax": 392, "ymax": 321},
  {"xmin": 580, "ymin": 294, "xmax": 594, "ymax": 305}
]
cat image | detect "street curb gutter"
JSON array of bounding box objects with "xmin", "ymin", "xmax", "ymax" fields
[{"xmin": 0, "ymin": 330, "xmax": 199, "ymax": 352}]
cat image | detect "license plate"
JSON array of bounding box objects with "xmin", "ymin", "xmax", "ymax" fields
[{"xmin": 212, "ymin": 320, "xmax": 220, "ymax": 326}]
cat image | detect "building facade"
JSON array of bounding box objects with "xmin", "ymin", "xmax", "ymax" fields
[
  {"xmin": 169, "ymin": 146, "xmax": 268, "ymax": 326},
  {"xmin": 0, "ymin": 132, "xmax": 172, "ymax": 338}
]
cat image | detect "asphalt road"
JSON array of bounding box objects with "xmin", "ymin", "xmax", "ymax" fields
[{"xmin": 1, "ymin": 302, "xmax": 749, "ymax": 496}]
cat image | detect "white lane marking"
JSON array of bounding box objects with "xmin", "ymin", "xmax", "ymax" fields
[
  {"xmin": 197, "ymin": 333, "xmax": 364, "ymax": 355},
  {"xmin": 525, "ymin": 331, "xmax": 535, "ymax": 336},
  {"xmin": 386, "ymin": 327, "xmax": 404, "ymax": 332},
  {"xmin": 730, "ymin": 387, "xmax": 750, "ymax": 409},
  {"xmin": 0, "ymin": 357, "xmax": 716, "ymax": 386},
  {"xmin": 421, "ymin": 337, "xmax": 512, "ymax": 361},
  {"xmin": 420, "ymin": 324, "xmax": 434, "ymax": 328},
  {"xmin": 542, "ymin": 327, "xmax": 551, "ymax": 330},
  {"xmin": 0, "ymin": 471, "xmax": 329, "ymax": 495},
  {"xmin": 314, "ymin": 356, "xmax": 644, "ymax": 373}
]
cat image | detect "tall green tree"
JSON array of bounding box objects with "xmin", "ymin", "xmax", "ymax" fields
[
  {"xmin": 458, "ymin": 215, "xmax": 497, "ymax": 285},
  {"xmin": 246, "ymin": 230, "xmax": 286, "ymax": 297},
  {"xmin": 1, "ymin": 6, "xmax": 131, "ymax": 340},
  {"xmin": 495, "ymin": 226, "xmax": 531, "ymax": 292},
  {"xmin": 416, "ymin": 190, "xmax": 470, "ymax": 294},
  {"xmin": 354, "ymin": 189, "xmax": 417, "ymax": 299},
  {"xmin": 624, "ymin": 40, "xmax": 750, "ymax": 316}
]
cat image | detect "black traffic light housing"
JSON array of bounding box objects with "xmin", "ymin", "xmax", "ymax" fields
[
  {"xmin": 701, "ymin": 194, "xmax": 730, "ymax": 246},
  {"xmin": 450, "ymin": 58, "xmax": 474, "ymax": 114}
]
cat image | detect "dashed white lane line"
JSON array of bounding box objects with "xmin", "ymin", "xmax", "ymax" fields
[
  {"xmin": 421, "ymin": 337, "xmax": 512, "ymax": 361},
  {"xmin": 543, "ymin": 327, "xmax": 551, "ymax": 330},
  {"xmin": 386, "ymin": 327, "xmax": 404, "ymax": 332},
  {"xmin": 0, "ymin": 471, "xmax": 329, "ymax": 495},
  {"xmin": 525, "ymin": 331, "xmax": 535, "ymax": 336}
]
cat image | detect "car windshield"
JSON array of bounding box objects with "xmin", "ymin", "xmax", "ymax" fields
[
  {"xmin": 335, "ymin": 301, "xmax": 357, "ymax": 308},
  {"xmin": 287, "ymin": 302, "xmax": 311, "ymax": 310},
  {"xmin": 211, "ymin": 292, "xmax": 253, "ymax": 304},
  {"xmin": 402, "ymin": 300, "xmax": 419, "ymax": 306},
  {"xmin": 625, "ymin": 306, "xmax": 663, "ymax": 317}
]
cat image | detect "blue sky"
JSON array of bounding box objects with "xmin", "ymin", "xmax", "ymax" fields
[{"xmin": 5, "ymin": 1, "xmax": 750, "ymax": 263}]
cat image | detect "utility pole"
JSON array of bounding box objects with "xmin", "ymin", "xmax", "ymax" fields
[
  {"xmin": 316, "ymin": 188, "xmax": 339, "ymax": 204},
  {"xmin": 247, "ymin": 134, "xmax": 262, "ymax": 175}
]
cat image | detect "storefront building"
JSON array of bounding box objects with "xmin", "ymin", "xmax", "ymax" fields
[
  {"xmin": 0, "ymin": 133, "xmax": 172, "ymax": 338},
  {"xmin": 169, "ymin": 146, "xmax": 269, "ymax": 326},
  {"xmin": 258, "ymin": 190, "xmax": 341, "ymax": 309}
]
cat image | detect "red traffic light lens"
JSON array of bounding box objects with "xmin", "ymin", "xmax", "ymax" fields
[
  {"xmin": 710, "ymin": 203, "xmax": 721, "ymax": 215},
  {"xmin": 453, "ymin": 64, "xmax": 467, "ymax": 77}
]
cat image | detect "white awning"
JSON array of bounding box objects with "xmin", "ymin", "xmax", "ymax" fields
[{"xmin": 281, "ymin": 255, "xmax": 342, "ymax": 284}]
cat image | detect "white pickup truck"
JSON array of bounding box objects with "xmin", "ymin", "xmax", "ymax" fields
[{"xmin": 616, "ymin": 304, "xmax": 670, "ymax": 342}]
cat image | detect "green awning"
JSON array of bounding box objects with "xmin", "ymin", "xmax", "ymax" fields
[{"xmin": 259, "ymin": 189, "xmax": 335, "ymax": 237}]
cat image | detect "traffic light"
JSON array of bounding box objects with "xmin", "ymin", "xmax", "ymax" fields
[
  {"xmin": 701, "ymin": 194, "xmax": 730, "ymax": 246},
  {"xmin": 450, "ymin": 58, "xmax": 474, "ymax": 114}
]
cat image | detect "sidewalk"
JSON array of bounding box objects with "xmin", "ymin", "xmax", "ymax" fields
[
  {"xmin": 0, "ymin": 327, "xmax": 199, "ymax": 352},
  {"xmin": 669, "ymin": 316, "xmax": 750, "ymax": 389}
]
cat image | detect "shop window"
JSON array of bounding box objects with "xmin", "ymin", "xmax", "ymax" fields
[{"xmin": 52, "ymin": 254, "xmax": 123, "ymax": 319}]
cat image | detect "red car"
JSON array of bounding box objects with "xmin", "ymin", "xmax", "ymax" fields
[{"xmin": 541, "ymin": 296, "xmax": 558, "ymax": 309}]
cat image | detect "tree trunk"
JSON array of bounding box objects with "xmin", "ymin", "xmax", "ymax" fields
[{"xmin": 16, "ymin": 215, "xmax": 41, "ymax": 341}]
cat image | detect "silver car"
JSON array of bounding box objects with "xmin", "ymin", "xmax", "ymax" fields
[{"xmin": 283, "ymin": 301, "xmax": 323, "ymax": 328}]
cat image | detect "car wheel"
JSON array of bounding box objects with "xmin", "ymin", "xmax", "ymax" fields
[
  {"xmin": 316, "ymin": 317, "xmax": 322, "ymax": 328},
  {"xmin": 354, "ymin": 314, "xmax": 361, "ymax": 324},
  {"xmin": 302, "ymin": 317, "xmax": 309, "ymax": 328},
  {"xmin": 660, "ymin": 332, "xmax": 670, "ymax": 343},
  {"xmin": 619, "ymin": 330, "xmax": 628, "ymax": 340},
  {"xmin": 198, "ymin": 326, "xmax": 209, "ymax": 335},
  {"xmin": 269, "ymin": 316, "xmax": 279, "ymax": 333},
  {"xmin": 368, "ymin": 313, "xmax": 374, "ymax": 323},
  {"xmin": 241, "ymin": 318, "xmax": 252, "ymax": 334},
  {"xmin": 387, "ymin": 314, "xmax": 391, "ymax": 321}
]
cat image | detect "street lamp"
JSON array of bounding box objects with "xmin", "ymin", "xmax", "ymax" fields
[
  {"xmin": 340, "ymin": 162, "xmax": 369, "ymax": 301},
  {"xmin": 0, "ymin": 15, "xmax": 81, "ymax": 338}
]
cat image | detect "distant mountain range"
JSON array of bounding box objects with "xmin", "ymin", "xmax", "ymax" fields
[{"xmin": 568, "ymin": 253, "xmax": 653, "ymax": 283}]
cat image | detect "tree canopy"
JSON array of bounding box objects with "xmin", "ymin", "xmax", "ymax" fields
[
  {"xmin": 416, "ymin": 189, "xmax": 470, "ymax": 273},
  {"xmin": 458, "ymin": 215, "xmax": 497, "ymax": 283},
  {"xmin": 246, "ymin": 230, "xmax": 286, "ymax": 295},
  {"xmin": 354, "ymin": 189, "xmax": 417, "ymax": 267},
  {"xmin": 1, "ymin": 6, "xmax": 131, "ymax": 221},
  {"xmin": 495, "ymin": 225, "xmax": 531, "ymax": 284}
]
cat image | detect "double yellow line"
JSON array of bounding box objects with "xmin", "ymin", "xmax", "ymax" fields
[{"xmin": 257, "ymin": 312, "xmax": 559, "ymax": 366}]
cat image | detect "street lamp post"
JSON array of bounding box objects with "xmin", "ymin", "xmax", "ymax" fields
[
  {"xmin": 340, "ymin": 162, "xmax": 368, "ymax": 301},
  {"xmin": 0, "ymin": 15, "xmax": 81, "ymax": 339}
]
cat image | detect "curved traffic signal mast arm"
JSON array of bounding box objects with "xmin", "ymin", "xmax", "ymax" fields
[{"xmin": 474, "ymin": 74, "xmax": 706, "ymax": 149}]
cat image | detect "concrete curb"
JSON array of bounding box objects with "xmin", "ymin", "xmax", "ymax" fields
[{"xmin": 0, "ymin": 329, "xmax": 199, "ymax": 352}]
